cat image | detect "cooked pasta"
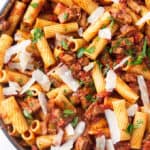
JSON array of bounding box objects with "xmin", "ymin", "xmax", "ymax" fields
[{"xmin": 0, "ymin": 1, "xmax": 150, "ymax": 150}]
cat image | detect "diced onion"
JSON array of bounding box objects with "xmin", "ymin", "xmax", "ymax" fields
[
  {"xmin": 4, "ymin": 40, "xmax": 31, "ymax": 64},
  {"xmin": 83, "ymin": 62, "xmax": 95, "ymax": 72},
  {"xmin": 20, "ymin": 78, "xmax": 35, "ymax": 94},
  {"xmin": 136, "ymin": 12, "xmax": 150, "ymax": 26},
  {"xmin": 87, "ymin": 7, "xmax": 105, "ymax": 24},
  {"xmin": 113, "ymin": 56, "xmax": 131, "ymax": 70},
  {"xmin": 65, "ymin": 124, "xmax": 75, "ymax": 136},
  {"xmin": 112, "ymin": 0, "xmax": 120, "ymax": 3},
  {"xmin": 105, "ymin": 109, "xmax": 120, "ymax": 144},
  {"xmin": 32, "ymin": 69, "xmax": 51, "ymax": 91},
  {"xmin": 98, "ymin": 28, "xmax": 112, "ymax": 40},
  {"xmin": 96, "ymin": 135, "xmax": 106, "ymax": 150},
  {"xmin": 56, "ymin": 64, "xmax": 80, "ymax": 92},
  {"xmin": 106, "ymin": 139, "xmax": 115, "ymax": 150},
  {"xmin": 127, "ymin": 104, "xmax": 138, "ymax": 117},
  {"xmin": 78, "ymin": 27, "xmax": 83, "ymax": 37},
  {"xmin": 38, "ymin": 92, "xmax": 48, "ymax": 115},
  {"xmin": 105, "ymin": 70, "xmax": 117, "ymax": 92},
  {"xmin": 53, "ymin": 129, "xmax": 64, "ymax": 146},
  {"xmin": 137, "ymin": 75, "xmax": 150, "ymax": 106}
]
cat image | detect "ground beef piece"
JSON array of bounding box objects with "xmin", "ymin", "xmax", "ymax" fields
[
  {"xmin": 115, "ymin": 141, "xmax": 130, "ymax": 150},
  {"xmin": 75, "ymin": 136, "xmax": 93, "ymax": 150},
  {"xmin": 122, "ymin": 73, "xmax": 137, "ymax": 83}
]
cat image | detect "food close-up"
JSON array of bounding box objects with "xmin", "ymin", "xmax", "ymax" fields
[{"xmin": 0, "ymin": 0, "xmax": 150, "ymax": 150}]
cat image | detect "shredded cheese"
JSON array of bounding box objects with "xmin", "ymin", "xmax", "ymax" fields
[
  {"xmin": 87, "ymin": 7, "xmax": 105, "ymax": 24},
  {"xmin": 106, "ymin": 139, "xmax": 115, "ymax": 150},
  {"xmin": 83, "ymin": 62, "xmax": 95, "ymax": 72},
  {"xmin": 136, "ymin": 12, "xmax": 150, "ymax": 26},
  {"xmin": 96, "ymin": 135, "xmax": 106, "ymax": 150},
  {"xmin": 127, "ymin": 104, "xmax": 138, "ymax": 117},
  {"xmin": 98, "ymin": 28, "xmax": 112, "ymax": 40},
  {"xmin": 105, "ymin": 70, "xmax": 117, "ymax": 92}
]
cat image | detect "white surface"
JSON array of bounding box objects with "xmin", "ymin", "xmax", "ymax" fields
[{"xmin": 0, "ymin": 129, "xmax": 16, "ymax": 150}]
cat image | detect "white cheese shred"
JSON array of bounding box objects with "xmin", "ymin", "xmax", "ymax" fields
[
  {"xmin": 65, "ymin": 124, "xmax": 75, "ymax": 136},
  {"xmin": 105, "ymin": 109, "xmax": 120, "ymax": 144},
  {"xmin": 83, "ymin": 62, "xmax": 95, "ymax": 72},
  {"xmin": 87, "ymin": 7, "xmax": 105, "ymax": 24},
  {"xmin": 105, "ymin": 70, "xmax": 117, "ymax": 92},
  {"xmin": 137, "ymin": 75, "xmax": 150, "ymax": 106},
  {"xmin": 106, "ymin": 139, "xmax": 115, "ymax": 150},
  {"xmin": 127, "ymin": 104, "xmax": 138, "ymax": 117},
  {"xmin": 56, "ymin": 64, "xmax": 80, "ymax": 92},
  {"xmin": 53, "ymin": 129, "xmax": 64, "ymax": 146},
  {"xmin": 136, "ymin": 12, "xmax": 150, "ymax": 26},
  {"xmin": 113, "ymin": 56, "xmax": 131, "ymax": 70},
  {"xmin": 98, "ymin": 28, "xmax": 112, "ymax": 40},
  {"xmin": 96, "ymin": 135, "xmax": 106, "ymax": 150}
]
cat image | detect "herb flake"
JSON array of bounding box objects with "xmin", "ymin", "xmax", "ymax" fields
[
  {"xmin": 71, "ymin": 117, "xmax": 78, "ymax": 127},
  {"xmin": 63, "ymin": 109, "xmax": 74, "ymax": 117},
  {"xmin": 30, "ymin": 2, "xmax": 38, "ymax": 8},
  {"xmin": 23, "ymin": 109, "xmax": 33, "ymax": 120},
  {"xmin": 32, "ymin": 28, "xmax": 43, "ymax": 43}
]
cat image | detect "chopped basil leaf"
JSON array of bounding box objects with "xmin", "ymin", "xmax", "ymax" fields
[
  {"xmin": 23, "ymin": 109, "xmax": 33, "ymax": 120},
  {"xmin": 131, "ymin": 39, "xmax": 147, "ymax": 65},
  {"xmin": 86, "ymin": 46, "xmax": 95, "ymax": 54},
  {"xmin": 71, "ymin": 117, "xmax": 79, "ymax": 127},
  {"xmin": 26, "ymin": 90, "xmax": 33, "ymax": 97},
  {"xmin": 126, "ymin": 119, "xmax": 143, "ymax": 134},
  {"xmin": 126, "ymin": 124, "xmax": 134, "ymax": 134},
  {"xmin": 32, "ymin": 28, "xmax": 43, "ymax": 43},
  {"xmin": 30, "ymin": 2, "xmax": 38, "ymax": 8},
  {"xmin": 63, "ymin": 109, "xmax": 74, "ymax": 117},
  {"xmin": 85, "ymin": 94, "xmax": 96, "ymax": 102},
  {"xmin": 77, "ymin": 48, "xmax": 86, "ymax": 58},
  {"xmin": 61, "ymin": 40, "xmax": 68, "ymax": 50},
  {"xmin": 63, "ymin": 13, "xmax": 69, "ymax": 20}
]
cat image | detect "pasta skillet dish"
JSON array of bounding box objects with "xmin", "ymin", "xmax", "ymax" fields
[{"xmin": 0, "ymin": 0, "xmax": 150, "ymax": 150}]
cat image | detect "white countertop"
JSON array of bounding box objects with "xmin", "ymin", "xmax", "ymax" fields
[{"xmin": 0, "ymin": 129, "xmax": 16, "ymax": 150}]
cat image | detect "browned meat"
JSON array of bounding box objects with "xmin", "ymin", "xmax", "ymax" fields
[
  {"xmin": 122, "ymin": 73, "xmax": 137, "ymax": 83},
  {"xmin": 120, "ymin": 25, "xmax": 137, "ymax": 37},
  {"xmin": 115, "ymin": 141, "xmax": 130, "ymax": 150},
  {"xmin": 75, "ymin": 136, "xmax": 93, "ymax": 150},
  {"xmin": 19, "ymin": 98, "xmax": 40, "ymax": 114},
  {"xmin": 0, "ymin": 19, "xmax": 9, "ymax": 31}
]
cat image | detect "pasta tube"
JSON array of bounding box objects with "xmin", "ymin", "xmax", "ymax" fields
[
  {"xmin": 84, "ymin": 23, "xmax": 118, "ymax": 60},
  {"xmin": 130, "ymin": 112, "xmax": 147, "ymax": 149},
  {"xmin": 22, "ymin": 130, "xmax": 35, "ymax": 145},
  {"xmin": 5, "ymin": 1, "xmax": 26, "ymax": 35},
  {"xmin": 47, "ymin": 84, "xmax": 72, "ymax": 99},
  {"xmin": 36, "ymin": 135, "xmax": 55, "ymax": 149},
  {"xmin": 34, "ymin": 18, "xmax": 57, "ymax": 28},
  {"xmin": 92, "ymin": 63, "xmax": 105, "ymax": 93},
  {"xmin": 44, "ymin": 22, "xmax": 78, "ymax": 38},
  {"xmin": 51, "ymin": 0, "xmax": 74, "ymax": 6},
  {"xmin": 82, "ymin": 12, "xmax": 111, "ymax": 42},
  {"xmin": 1, "ymin": 97, "xmax": 28, "ymax": 134},
  {"xmin": 115, "ymin": 76, "xmax": 139, "ymax": 104},
  {"xmin": 112, "ymin": 100, "xmax": 130, "ymax": 141},
  {"xmin": 73, "ymin": 0, "xmax": 98, "ymax": 14},
  {"xmin": 23, "ymin": 0, "xmax": 45, "ymax": 26},
  {"xmin": 31, "ymin": 120, "xmax": 42, "ymax": 134},
  {"xmin": 28, "ymin": 84, "xmax": 42, "ymax": 96},
  {"xmin": 0, "ymin": 34, "xmax": 13, "ymax": 70}
]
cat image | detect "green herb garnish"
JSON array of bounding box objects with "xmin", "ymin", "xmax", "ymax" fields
[
  {"xmin": 63, "ymin": 109, "xmax": 74, "ymax": 117},
  {"xmin": 23, "ymin": 109, "xmax": 33, "ymax": 120},
  {"xmin": 77, "ymin": 48, "xmax": 86, "ymax": 58},
  {"xmin": 32, "ymin": 28, "xmax": 43, "ymax": 43},
  {"xmin": 86, "ymin": 46, "xmax": 95, "ymax": 54},
  {"xmin": 85, "ymin": 94, "xmax": 96, "ymax": 102},
  {"xmin": 26, "ymin": 90, "xmax": 33, "ymax": 97},
  {"xmin": 30, "ymin": 2, "xmax": 38, "ymax": 8},
  {"xmin": 63, "ymin": 13, "xmax": 69, "ymax": 20},
  {"xmin": 71, "ymin": 117, "xmax": 79, "ymax": 127},
  {"xmin": 18, "ymin": 78, "xmax": 23, "ymax": 85},
  {"xmin": 131, "ymin": 39, "xmax": 147, "ymax": 65},
  {"xmin": 126, "ymin": 119, "xmax": 143, "ymax": 134},
  {"xmin": 61, "ymin": 40, "xmax": 68, "ymax": 50}
]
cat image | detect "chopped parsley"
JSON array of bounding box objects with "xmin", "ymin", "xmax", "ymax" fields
[
  {"xmin": 61, "ymin": 40, "xmax": 68, "ymax": 50},
  {"xmin": 30, "ymin": 2, "xmax": 38, "ymax": 8},
  {"xmin": 32, "ymin": 28, "xmax": 43, "ymax": 43},
  {"xmin": 126, "ymin": 119, "xmax": 143, "ymax": 134},
  {"xmin": 85, "ymin": 94, "xmax": 96, "ymax": 102},
  {"xmin": 25, "ymin": 90, "xmax": 33, "ymax": 97},
  {"xmin": 71, "ymin": 117, "xmax": 79, "ymax": 127},
  {"xmin": 86, "ymin": 46, "xmax": 95, "ymax": 54},
  {"xmin": 131, "ymin": 39, "xmax": 147, "ymax": 65},
  {"xmin": 63, "ymin": 13, "xmax": 69, "ymax": 20},
  {"xmin": 63, "ymin": 109, "xmax": 74, "ymax": 117},
  {"xmin": 77, "ymin": 48, "xmax": 86, "ymax": 58},
  {"xmin": 23, "ymin": 109, "xmax": 33, "ymax": 120}
]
